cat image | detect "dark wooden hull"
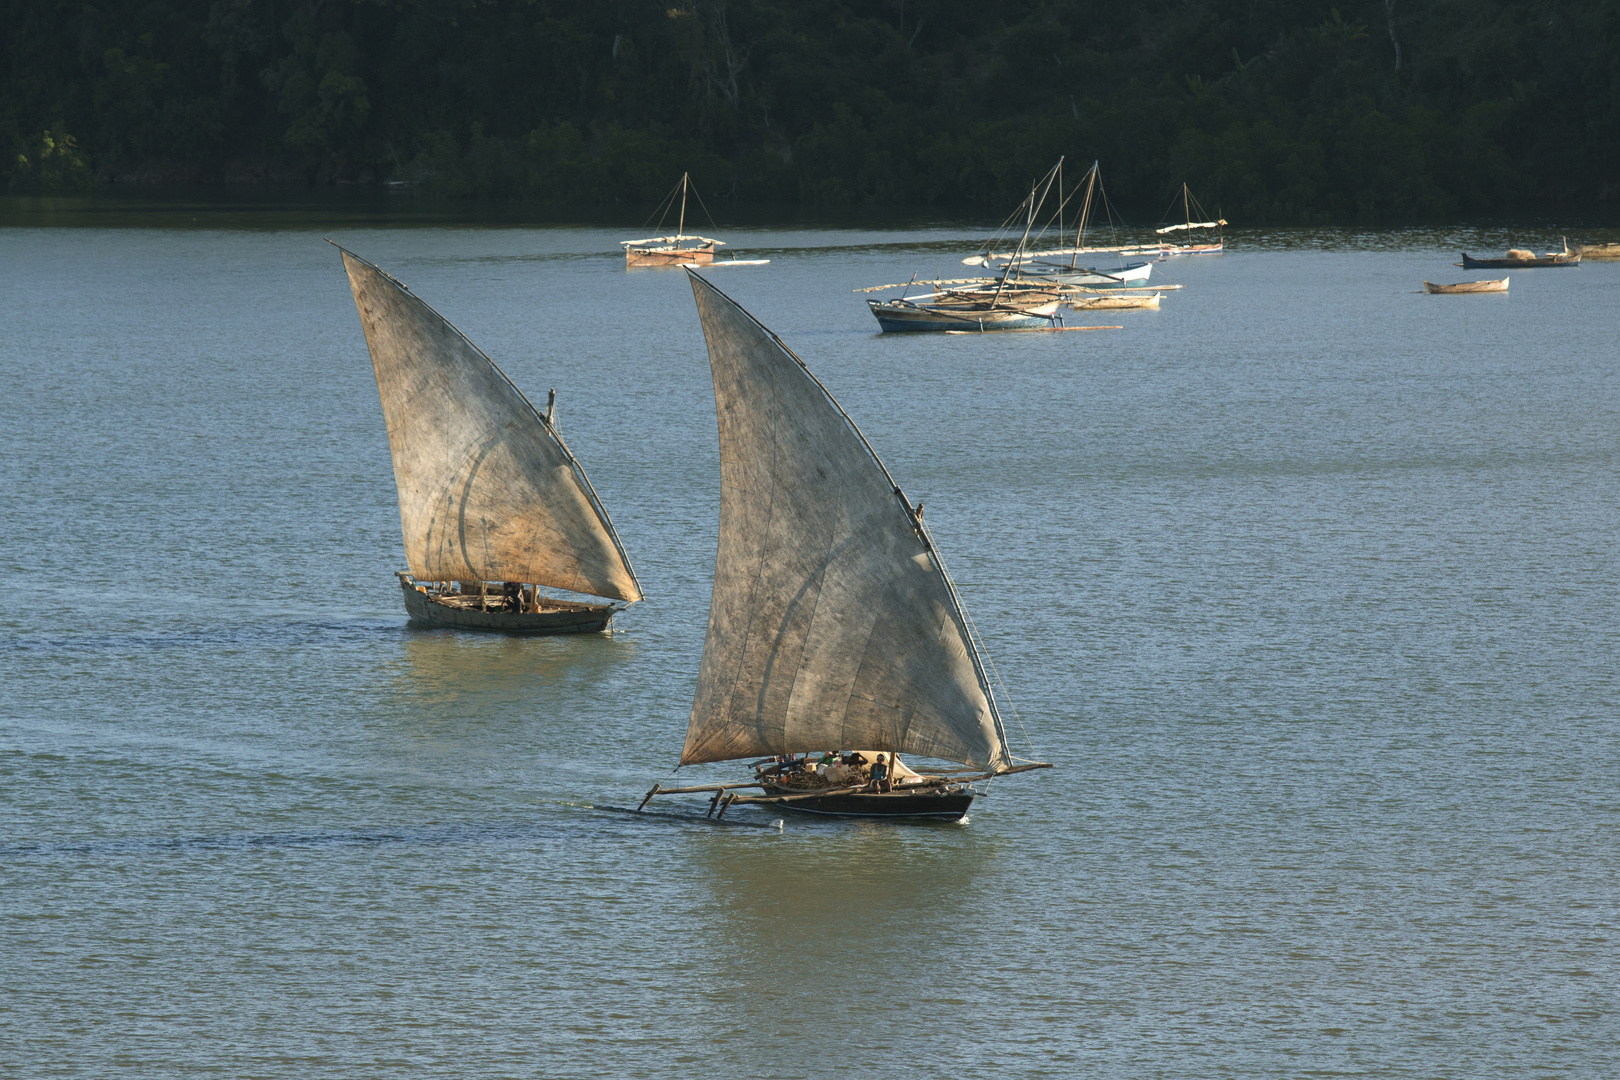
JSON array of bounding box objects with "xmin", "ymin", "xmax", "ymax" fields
[
  {"xmin": 867, "ymin": 298, "xmax": 1062, "ymax": 333},
  {"xmin": 760, "ymin": 782, "xmax": 974, "ymax": 819},
  {"xmin": 1460, "ymin": 253, "xmax": 1579, "ymax": 269},
  {"xmin": 397, "ymin": 575, "xmax": 616, "ymax": 634}
]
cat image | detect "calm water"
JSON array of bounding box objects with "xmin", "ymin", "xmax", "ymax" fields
[{"xmin": 3, "ymin": 219, "xmax": 1618, "ymax": 1078}]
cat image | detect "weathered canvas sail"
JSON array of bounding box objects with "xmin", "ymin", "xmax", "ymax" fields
[
  {"xmin": 682, "ymin": 272, "xmax": 1007, "ymax": 769},
  {"xmin": 339, "ymin": 249, "xmax": 641, "ymax": 603}
]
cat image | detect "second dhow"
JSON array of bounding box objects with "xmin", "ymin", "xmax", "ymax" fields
[
  {"xmin": 337, "ymin": 246, "xmax": 643, "ymax": 632},
  {"xmin": 641, "ymin": 271, "xmax": 1050, "ymax": 820}
]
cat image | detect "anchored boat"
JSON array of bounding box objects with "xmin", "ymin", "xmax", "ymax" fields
[
  {"xmin": 641, "ymin": 271, "xmax": 1050, "ymax": 821},
  {"xmin": 621, "ymin": 173, "xmax": 724, "ymax": 267},
  {"xmin": 866, "ymin": 161, "xmax": 1073, "ymax": 333},
  {"xmin": 1155, "ymin": 182, "xmax": 1226, "ymax": 255},
  {"xmin": 1424, "ymin": 277, "xmax": 1508, "ymax": 294},
  {"xmin": 337, "ymin": 246, "xmax": 643, "ymax": 633},
  {"xmin": 1460, "ymin": 241, "xmax": 1579, "ymax": 269}
]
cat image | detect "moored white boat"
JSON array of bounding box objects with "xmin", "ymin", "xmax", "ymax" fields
[
  {"xmin": 1424, "ymin": 277, "xmax": 1508, "ymax": 294},
  {"xmin": 1154, "ymin": 182, "xmax": 1226, "ymax": 254}
]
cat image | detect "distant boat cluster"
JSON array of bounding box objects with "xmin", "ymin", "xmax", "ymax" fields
[
  {"xmin": 623, "ymin": 162, "xmax": 1222, "ymax": 334},
  {"xmin": 1424, "ymin": 236, "xmax": 1615, "ymax": 293},
  {"xmin": 858, "ymin": 161, "xmax": 1219, "ymax": 333}
]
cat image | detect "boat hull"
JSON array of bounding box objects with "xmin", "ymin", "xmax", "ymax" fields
[
  {"xmin": 398, "ymin": 574, "xmax": 617, "ymax": 634},
  {"xmin": 868, "ymin": 299, "xmax": 1062, "ymax": 333},
  {"xmin": 760, "ymin": 783, "xmax": 975, "ymax": 819},
  {"xmin": 1424, "ymin": 278, "xmax": 1508, "ymax": 294},
  {"xmin": 626, "ymin": 244, "xmax": 715, "ymax": 268},
  {"xmin": 1460, "ymin": 253, "xmax": 1578, "ymax": 269}
]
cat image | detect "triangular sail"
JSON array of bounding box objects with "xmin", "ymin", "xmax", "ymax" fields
[
  {"xmin": 339, "ymin": 249, "xmax": 642, "ymax": 603},
  {"xmin": 681, "ymin": 272, "xmax": 1007, "ymax": 769}
]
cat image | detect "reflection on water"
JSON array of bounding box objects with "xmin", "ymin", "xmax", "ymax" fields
[
  {"xmin": 392, "ymin": 626, "xmax": 637, "ymax": 707},
  {"xmin": 677, "ymin": 817, "xmax": 997, "ymax": 1055}
]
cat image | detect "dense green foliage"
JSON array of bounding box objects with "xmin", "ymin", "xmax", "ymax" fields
[{"xmin": 3, "ymin": 0, "xmax": 1617, "ymax": 220}]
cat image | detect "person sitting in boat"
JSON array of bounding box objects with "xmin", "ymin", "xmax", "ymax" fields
[
  {"xmin": 501, "ymin": 582, "xmax": 522, "ymax": 611},
  {"xmin": 869, "ymin": 754, "xmax": 891, "ymax": 793}
]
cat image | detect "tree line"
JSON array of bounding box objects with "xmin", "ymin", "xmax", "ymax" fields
[{"xmin": 4, "ymin": 0, "xmax": 1617, "ymax": 222}]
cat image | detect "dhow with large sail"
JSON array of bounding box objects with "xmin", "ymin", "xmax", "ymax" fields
[
  {"xmin": 337, "ymin": 246, "xmax": 643, "ymax": 633},
  {"xmin": 641, "ymin": 272, "xmax": 1049, "ymax": 820}
]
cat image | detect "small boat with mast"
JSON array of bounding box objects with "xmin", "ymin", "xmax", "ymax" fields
[
  {"xmin": 1155, "ymin": 182, "xmax": 1226, "ymax": 255},
  {"xmin": 336, "ymin": 245, "xmax": 643, "ymax": 633},
  {"xmin": 641, "ymin": 271, "xmax": 1051, "ymax": 820},
  {"xmin": 621, "ymin": 173, "xmax": 725, "ymax": 267}
]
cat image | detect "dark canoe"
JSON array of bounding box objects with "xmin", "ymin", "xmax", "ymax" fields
[
  {"xmin": 397, "ymin": 572, "xmax": 618, "ymax": 634},
  {"xmin": 758, "ymin": 781, "xmax": 975, "ymax": 819},
  {"xmin": 1460, "ymin": 252, "xmax": 1580, "ymax": 269}
]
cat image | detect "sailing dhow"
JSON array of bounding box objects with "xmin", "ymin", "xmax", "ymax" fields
[
  {"xmin": 641, "ymin": 272, "xmax": 1050, "ymax": 820},
  {"xmin": 337, "ymin": 246, "xmax": 643, "ymax": 633}
]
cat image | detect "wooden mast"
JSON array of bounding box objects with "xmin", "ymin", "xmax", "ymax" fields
[
  {"xmin": 677, "ymin": 172, "xmax": 688, "ymax": 242},
  {"xmin": 1070, "ymin": 161, "xmax": 1098, "ymax": 268}
]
